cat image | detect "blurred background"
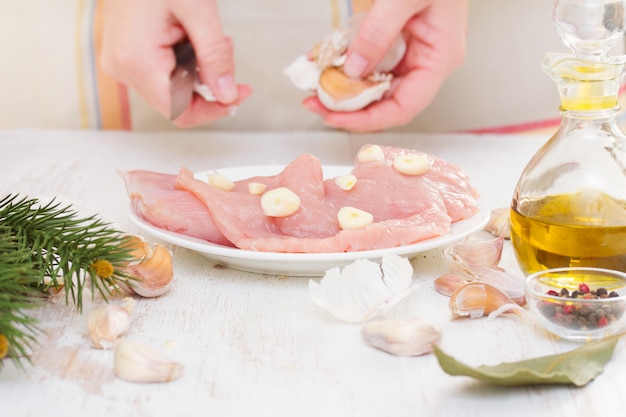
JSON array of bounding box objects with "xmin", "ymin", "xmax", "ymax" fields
[{"xmin": 2, "ymin": 0, "xmax": 621, "ymax": 134}]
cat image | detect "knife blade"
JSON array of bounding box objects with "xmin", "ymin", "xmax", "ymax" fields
[{"xmin": 169, "ymin": 41, "xmax": 197, "ymax": 120}]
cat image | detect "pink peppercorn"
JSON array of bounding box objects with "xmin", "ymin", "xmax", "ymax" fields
[
  {"xmin": 579, "ymin": 282, "xmax": 590, "ymax": 293},
  {"xmin": 598, "ymin": 317, "xmax": 609, "ymax": 327}
]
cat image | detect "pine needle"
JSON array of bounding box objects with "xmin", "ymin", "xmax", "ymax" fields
[{"xmin": 0, "ymin": 194, "xmax": 138, "ymax": 368}]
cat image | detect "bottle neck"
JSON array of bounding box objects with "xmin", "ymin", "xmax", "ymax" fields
[{"xmin": 559, "ymin": 106, "xmax": 620, "ymax": 121}]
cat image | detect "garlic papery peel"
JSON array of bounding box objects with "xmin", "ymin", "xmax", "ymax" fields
[
  {"xmin": 122, "ymin": 242, "xmax": 174, "ymax": 298},
  {"xmin": 308, "ymin": 254, "xmax": 413, "ymax": 323},
  {"xmin": 114, "ymin": 339, "xmax": 183, "ymax": 383},
  {"xmin": 442, "ymin": 233, "xmax": 504, "ymax": 280},
  {"xmin": 361, "ymin": 319, "xmax": 441, "ymax": 357},
  {"xmin": 283, "ymin": 55, "xmax": 321, "ymax": 91},
  {"xmin": 87, "ymin": 298, "xmax": 134, "ymax": 349}
]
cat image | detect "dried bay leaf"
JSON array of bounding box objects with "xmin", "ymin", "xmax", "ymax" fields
[{"xmin": 433, "ymin": 334, "xmax": 624, "ymax": 387}]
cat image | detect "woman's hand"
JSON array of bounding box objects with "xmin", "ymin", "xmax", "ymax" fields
[
  {"xmin": 100, "ymin": 0, "xmax": 252, "ymax": 128},
  {"xmin": 303, "ymin": 0, "xmax": 468, "ymax": 132}
]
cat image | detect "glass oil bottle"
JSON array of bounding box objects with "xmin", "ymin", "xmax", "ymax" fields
[{"xmin": 510, "ymin": 0, "xmax": 626, "ymax": 275}]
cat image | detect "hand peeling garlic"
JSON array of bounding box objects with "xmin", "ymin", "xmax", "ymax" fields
[
  {"xmin": 114, "ymin": 339, "xmax": 183, "ymax": 383},
  {"xmin": 284, "ymin": 13, "xmax": 405, "ymax": 112},
  {"xmin": 308, "ymin": 254, "xmax": 413, "ymax": 323},
  {"xmin": 87, "ymin": 299, "xmax": 134, "ymax": 349},
  {"xmin": 361, "ymin": 319, "xmax": 441, "ymax": 356}
]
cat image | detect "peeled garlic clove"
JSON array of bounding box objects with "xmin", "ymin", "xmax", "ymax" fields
[
  {"xmin": 87, "ymin": 299, "xmax": 134, "ymax": 349},
  {"xmin": 337, "ymin": 206, "xmax": 374, "ymax": 230},
  {"xmin": 123, "ymin": 244, "xmax": 174, "ymax": 297},
  {"xmin": 361, "ymin": 319, "xmax": 441, "ymax": 357},
  {"xmin": 477, "ymin": 267, "xmax": 526, "ymax": 306},
  {"xmin": 114, "ymin": 339, "xmax": 183, "ymax": 383},
  {"xmin": 357, "ymin": 144, "xmax": 385, "ymax": 162},
  {"xmin": 248, "ymin": 182, "xmax": 267, "ymax": 195},
  {"xmin": 449, "ymin": 281, "xmax": 518, "ymax": 319},
  {"xmin": 317, "ymin": 67, "xmax": 391, "ymax": 112},
  {"xmin": 393, "ymin": 154, "xmax": 429, "ymax": 175},
  {"xmin": 484, "ymin": 207, "xmax": 510, "ymax": 239},
  {"xmin": 208, "ymin": 171, "xmax": 235, "ymax": 191},
  {"xmin": 434, "ymin": 273, "xmax": 468, "ymax": 297},
  {"xmin": 261, "ymin": 187, "xmax": 301, "ymax": 217},
  {"xmin": 309, "ymin": 254, "xmax": 413, "ymax": 323},
  {"xmin": 335, "ymin": 174, "xmax": 357, "ymax": 191}
]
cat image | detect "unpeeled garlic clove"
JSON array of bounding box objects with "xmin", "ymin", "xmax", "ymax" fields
[
  {"xmin": 123, "ymin": 242, "xmax": 174, "ymax": 298},
  {"xmin": 87, "ymin": 298, "xmax": 135, "ymax": 349},
  {"xmin": 361, "ymin": 319, "xmax": 441, "ymax": 357},
  {"xmin": 441, "ymin": 234, "xmax": 504, "ymax": 280},
  {"xmin": 477, "ymin": 267, "xmax": 526, "ymax": 306},
  {"xmin": 449, "ymin": 281, "xmax": 519, "ymax": 319},
  {"xmin": 484, "ymin": 207, "xmax": 510, "ymax": 239},
  {"xmin": 114, "ymin": 339, "xmax": 183, "ymax": 383},
  {"xmin": 434, "ymin": 274, "xmax": 468, "ymax": 297}
]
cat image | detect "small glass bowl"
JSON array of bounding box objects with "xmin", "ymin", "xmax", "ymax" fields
[{"xmin": 525, "ymin": 267, "xmax": 626, "ymax": 342}]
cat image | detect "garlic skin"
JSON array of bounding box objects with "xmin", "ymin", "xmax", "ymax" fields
[
  {"xmin": 87, "ymin": 299, "xmax": 135, "ymax": 349},
  {"xmin": 114, "ymin": 339, "xmax": 183, "ymax": 383},
  {"xmin": 309, "ymin": 254, "xmax": 413, "ymax": 323},
  {"xmin": 361, "ymin": 319, "xmax": 441, "ymax": 357},
  {"xmin": 449, "ymin": 281, "xmax": 520, "ymax": 319}
]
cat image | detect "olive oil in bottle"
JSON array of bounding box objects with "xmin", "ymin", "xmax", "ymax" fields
[
  {"xmin": 510, "ymin": 193, "xmax": 626, "ymax": 275},
  {"xmin": 511, "ymin": 2, "xmax": 626, "ymax": 276}
]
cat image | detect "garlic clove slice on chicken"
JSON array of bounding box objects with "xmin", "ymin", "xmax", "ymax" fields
[
  {"xmin": 87, "ymin": 298, "xmax": 135, "ymax": 349},
  {"xmin": 449, "ymin": 281, "xmax": 520, "ymax": 319},
  {"xmin": 114, "ymin": 339, "xmax": 183, "ymax": 383},
  {"xmin": 361, "ymin": 319, "xmax": 441, "ymax": 357},
  {"xmin": 308, "ymin": 254, "xmax": 413, "ymax": 323}
]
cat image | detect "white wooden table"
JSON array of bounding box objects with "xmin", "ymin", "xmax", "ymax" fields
[{"xmin": 2, "ymin": 129, "xmax": 623, "ymax": 417}]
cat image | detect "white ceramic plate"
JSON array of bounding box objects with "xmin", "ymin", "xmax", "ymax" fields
[{"xmin": 128, "ymin": 165, "xmax": 490, "ymax": 276}]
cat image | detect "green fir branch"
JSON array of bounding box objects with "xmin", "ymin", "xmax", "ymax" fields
[{"xmin": 0, "ymin": 194, "xmax": 138, "ymax": 368}]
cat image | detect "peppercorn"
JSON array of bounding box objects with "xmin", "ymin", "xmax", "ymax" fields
[{"xmin": 540, "ymin": 283, "xmax": 623, "ymax": 331}]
